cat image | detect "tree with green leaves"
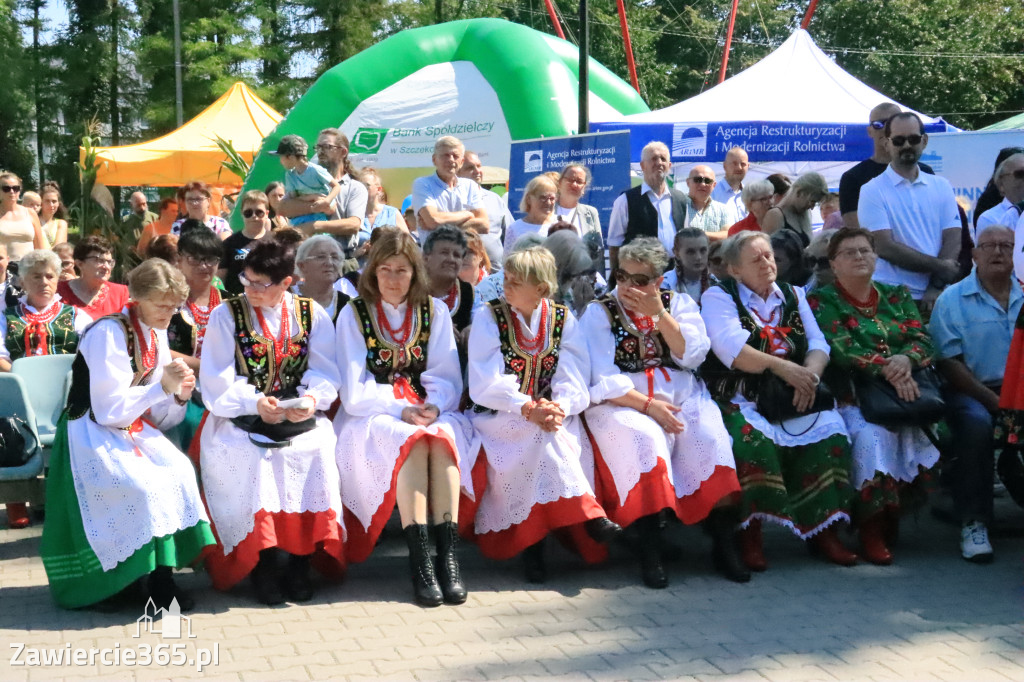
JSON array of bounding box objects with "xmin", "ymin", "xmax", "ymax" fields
[{"xmin": 1, "ymin": 1, "xmax": 41, "ymax": 185}]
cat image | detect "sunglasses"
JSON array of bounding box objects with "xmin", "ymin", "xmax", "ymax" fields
[
  {"xmin": 689, "ymin": 176, "xmax": 714, "ymax": 185},
  {"xmin": 1, "ymin": 185, "xmax": 21, "ymax": 193},
  {"xmin": 889, "ymin": 134, "xmax": 923, "ymax": 147},
  {"xmin": 613, "ymin": 268, "xmax": 654, "ymax": 287},
  {"xmin": 242, "ymin": 208, "xmax": 267, "ymax": 219},
  {"xmin": 999, "ymin": 169, "xmax": 1024, "ymax": 181},
  {"xmin": 869, "ymin": 120, "xmax": 889, "ymax": 130},
  {"xmin": 185, "ymin": 255, "xmax": 220, "ymax": 268}
]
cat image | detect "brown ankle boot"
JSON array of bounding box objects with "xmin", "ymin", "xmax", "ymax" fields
[
  {"xmin": 811, "ymin": 525, "xmax": 858, "ymax": 566},
  {"xmin": 737, "ymin": 519, "xmax": 767, "ymax": 572},
  {"xmin": 859, "ymin": 513, "xmax": 893, "ymax": 565}
]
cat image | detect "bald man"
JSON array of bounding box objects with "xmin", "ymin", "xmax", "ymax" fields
[
  {"xmin": 712, "ymin": 146, "xmax": 749, "ymax": 224},
  {"xmin": 122, "ymin": 191, "xmax": 157, "ymax": 243},
  {"xmin": 839, "ymin": 102, "xmax": 934, "ymax": 229},
  {"xmin": 685, "ymin": 165, "xmax": 730, "ymax": 242}
]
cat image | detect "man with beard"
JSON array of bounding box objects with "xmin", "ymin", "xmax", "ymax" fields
[
  {"xmin": 857, "ymin": 112, "xmax": 962, "ymax": 312},
  {"xmin": 276, "ymin": 128, "xmax": 367, "ymax": 256},
  {"xmin": 839, "ymin": 103, "xmax": 935, "ymax": 230}
]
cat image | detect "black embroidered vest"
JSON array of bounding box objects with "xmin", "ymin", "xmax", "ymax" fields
[
  {"xmin": 450, "ymin": 280, "xmax": 474, "ymax": 332},
  {"xmin": 350, "ymin": 297, "xmax": 431, "ymax": 401},
  {"xmin": 166, "ymin": 287, "xmax": 226, "ymax": 357},
  {"xmin": 66, "ymin": 315, "xmax": 153, "ymax": 421},
  {"xmin": 700, "ymin": 278, "xmax": 808, "ymax": 402},
  {"xmin": 3, "ymin": 303, "xmax": 78, "ymax": 361},
  {"xmin": 473, "ymin": 299, "xmax": 567, "ymax": 413},
  {"xmin": 227, "ymin": 295, "xmax": 313, "ymax": 395},
  {"xmin": 598, "ymin": 291, "xmax": 683, "ymax": 373}
]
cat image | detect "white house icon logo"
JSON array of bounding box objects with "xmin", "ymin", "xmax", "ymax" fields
[{"xmin": 134, "ymin": 598, "xmax": 196, "ymax": 639}]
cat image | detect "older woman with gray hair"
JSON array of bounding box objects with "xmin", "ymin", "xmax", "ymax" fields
[
  {"xmin": 580, "ymin": 236, "xmax": 745, "ymax": 587},
  {"xmin": 295, "ymin": 234, "xmax": 349, "ymax": 322},
  {"xmin": 0, "ymin": 249, "xmax": 92, "ymax": 373},
  {"xmin": 761, "ymin": 172, "xmax": 829, "ymax": 248},
  {"xmin": 700, "ymin": 231, "xmax": 856, "ymax": 571},
  {"xmin": 40, "ymin": 258, "xmax": 214, "ymax": 610},
  {"xmin": 727, "ymin": 180, "xmax": 775, "ymax": 236}
]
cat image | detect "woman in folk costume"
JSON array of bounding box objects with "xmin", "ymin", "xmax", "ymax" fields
[
  {"xmin": 40, "ymin": 258, "xmax": 214, "ymax": 610},
  {"xmin": 463, "ymin": 246, "xmax": 622, "ymax": 584},
  {"xmin": 165, "ymin": 228, "xmax": 226, "ymax": 452},
  {"xmin": 1, "ymin": 249, "xmax": 92, "ymax": 528},
  {"xmin": 579, "ymin": 238, "xmax": 747, "ymax": 589},
  {"xmin": 700, "ymin": 231, "xmax": 856, "ymax": 571},
  {"xmin": 199, "ymin": 238, "xmax": 344, "ymax": 605},
  {"xmin": 334, "ymin": 230, "xmax": 473, "ymax": 607}
]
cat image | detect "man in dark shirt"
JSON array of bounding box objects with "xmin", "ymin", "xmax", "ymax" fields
[
  {"xmin": 839, "ymin": 103, "xmax": 934, "ymax": 229},
  {"xmin": 219, "ymin": 190, "xmax": 271, "ymax": 295}
]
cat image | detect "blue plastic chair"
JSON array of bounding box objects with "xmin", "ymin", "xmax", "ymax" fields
[
  {"xmin": 11, "ymin": 354, "xmax": 75, "ymax": 447},
  {"xmin": 0, "ymin": 374, "xmax": 45, "ymax": 505}
]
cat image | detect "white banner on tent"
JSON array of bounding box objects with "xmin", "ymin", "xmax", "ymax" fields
[
  {"xmin": 339, "ymin": 61, "xmax": 513, "ymax": 170},
  {"xmin": 926, "ymin": 129, "xmax": 1024, "ymax": 223}
]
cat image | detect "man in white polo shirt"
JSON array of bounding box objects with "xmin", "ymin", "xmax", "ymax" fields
[
  {"xmin": 412, "ymin": 136, "xmax": 489, "ymax": 245},
  {"xmin": 711, "ymin": 146, "xmax": 749, "ymax": 225},
  {"xmin": 858, "ymin": 112, "xmax": 962, "ymax": 312}
]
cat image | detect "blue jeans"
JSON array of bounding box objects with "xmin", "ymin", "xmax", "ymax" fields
[{"xmin": 942, "ymin": 389, "xmax": 995, "ymax": 524}]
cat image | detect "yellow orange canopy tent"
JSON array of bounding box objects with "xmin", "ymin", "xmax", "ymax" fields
[{"xmin": 85, "ymin": 82, "xmax": 283, "ymax": 187}]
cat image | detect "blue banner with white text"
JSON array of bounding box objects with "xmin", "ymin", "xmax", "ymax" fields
[
  {"xmin": 591, "ymin": 120, "xmax": 949, "ymax": 163},
  {"xmin": 508, "ymin": 131, "xmax": 631, "ymax": 239}
]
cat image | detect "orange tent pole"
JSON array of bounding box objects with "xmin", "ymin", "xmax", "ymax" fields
[
  {"xmin": 717, "ymin": 0, "xmax": 740, "ymax": 84},
  {"xmin": 615, "ymin": 0, "xmax": 640, "ymax": 93},
  {"xmin": 801, "ymin": 0, "xmax": 821, "ymax": 29},
  {"xmin": 543, "ymin": 0, "xmax": 566, "ymax": 40}
]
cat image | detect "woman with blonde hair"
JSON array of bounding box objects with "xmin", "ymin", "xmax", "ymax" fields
[
  {"xmin": 502, "ymin": 175, "xmax": 559, "ymax": 258},
  {"xmin": 761, "ymin": 172, "xmax": 829, "ymax": 248},
  {"xmin": 463, "ymin": 246, "xmax": 621, "ymax": 583},
  {"xmin": 40, "ymin": 258, "xmax": 215, "ymax": 610},
  {"xmin": 335, "ymin": 230, "xmax": 473, "ymax": 607}
]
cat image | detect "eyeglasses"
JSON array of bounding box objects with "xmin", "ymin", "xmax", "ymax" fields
[
  {"xmin": 835, "ymin": 247, "xmax": 875, "ymax": 259},
  {"xmin": 689, "ymin": 176, "xmax": 714, "ymax": 185},
  {"xmin": 1, "ymin": 185, "xmax": 21, "ymax": 193},
  {"xmin": 242, "ymin": 208, "xmax": 267, "ymax": 219},
  {"xmin": 869, "ymin": 120, "xmax": 889, "ymax": 130},
  {"xmin": 86, "ymin": 257, "xmax": 116, "ymax": 267},
  {"xmin": 185, "ymin": 255, "xmax": 220, "ymax": 268},
  {"xmin": 185, "ymin": 196, "xmax": 207, "ymax": 204},
  {"xmin": 977, "ymin": 242, "xmax": 1015, "ymax": 253},
  {"xmin": 999, "ymin": 169, "xmax": 1024, "ymax": 181},
  {"xmin": 889, "ymin": 134, "xmax": 923, "ymax": 147},
  {"xmin": 238, "ymin": 273, "xmax": 278, "ymax": 290},
  {"xmin": 148, "ymin": 302, "xmax": 182, "ymax": 315},
  {"xmin": 315, "ymin": 143, "xmax": 341, "ymax": 151},
  {"xmin": 750, "ymin": 195, "xmax": 772, "ymax": 204},
  {"xmin": 613, "ymin": 268, "xmax": 655, "ymax": 287}
]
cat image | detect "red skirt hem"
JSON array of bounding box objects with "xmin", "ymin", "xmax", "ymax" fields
[
  {"xmin": 204, "ymin": 509, "xmax": 345, "ymax": 591},
  {"xmin": 675, "ymin": 466, "xmax": 743, "ymax": 525},
  {"xmin": 343, "ymin": 429, "xmax": 458, "ymax": 564},
  {"xmin": 592, "ymin": 452, "xmax": 677, "ymax": 528}
]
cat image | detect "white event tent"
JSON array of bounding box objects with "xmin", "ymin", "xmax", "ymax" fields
[{"xmin": 591, "ymin": 29, "xmax": 957, "ymax": 189}]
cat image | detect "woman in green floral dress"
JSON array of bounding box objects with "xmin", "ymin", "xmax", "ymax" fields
[
  {"xmin": 807, "ymin": 227, "xmax": 939, "ymax": 565},
  {"xmin": 700, "ymin": 231, "xmax": 856, "ymax": 571}
]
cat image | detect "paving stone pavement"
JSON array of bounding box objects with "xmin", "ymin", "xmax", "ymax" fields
[{"xmin": 1, "ymin": 495, "xmax": 1022, "ymax": 681}]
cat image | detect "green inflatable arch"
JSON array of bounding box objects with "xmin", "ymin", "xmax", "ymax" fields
[{"xmin": 234, "ymin": 18, "xmax": 649, "ymax": 228}]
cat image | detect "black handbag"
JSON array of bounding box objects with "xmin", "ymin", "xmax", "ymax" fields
[
  {"xmin": 0, "ymin": 416, "xmax": 39, "ymax": 468},
  {"xmin": 230, "ymin": 390, "xmax": 317, "ymax": 448},
  {"xmin": 756, "ymin": 372, "xmax": 834, "ymax": 425},
  {"xmin": 853, "ymin": 366, "xmax": 945, "ymax": 428}
]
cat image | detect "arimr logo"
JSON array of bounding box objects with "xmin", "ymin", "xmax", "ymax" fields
[{"xmin": 350, "ymin": 127, "xmax": 389, "ymax": 154}]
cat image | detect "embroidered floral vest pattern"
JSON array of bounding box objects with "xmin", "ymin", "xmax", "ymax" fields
[
  {"xmin": 598, "ymin": 291, "xmax": 682, "ymax": 374},
  {"xmin": 227, "ymin": 296, "xmax": 312, "ymax": 395},
  {"xmin": 474, "ymin": 298, "xmax": 567, "ymax": 413},
  {"xmin": 700, "ymin": 278, "xmax": 808, "ymax": 403},
  {"xmin": 3, "ymin": 303, "xmax": 78, "ymax": 360},
  {"xmin": 350, "ymin": 297, "xmax": 431, "ymax": 401}
]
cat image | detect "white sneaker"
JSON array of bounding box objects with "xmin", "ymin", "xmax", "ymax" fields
[{"xmin": 960, "ymin": 521, "xmax": 994, "ymax": 563}]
